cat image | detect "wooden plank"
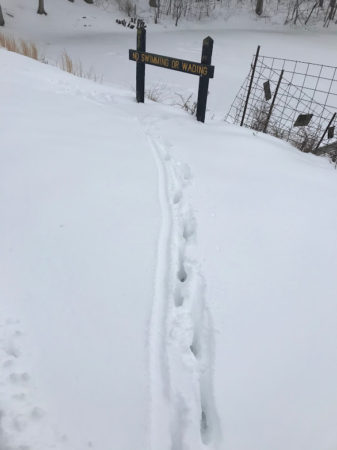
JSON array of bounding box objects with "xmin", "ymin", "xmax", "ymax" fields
[{"xmin": 129, "ymin": 49, "xmax": 214, "ymax": 78}]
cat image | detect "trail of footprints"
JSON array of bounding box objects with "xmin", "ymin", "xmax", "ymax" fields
[
  {"xmin": 149, "ymin": 129, "xmax": 219, "ymax": 449},
  {"xmin": 1, "ymin": 129, "xmax": 217, "ymax": 450},
  {"xmin": 1, "ymin": 319, "xmax": 31, "ymax": 447},
  {"xmin": 0, "ymin": 318, "xmax": 55, "ymax": 450},
  {"xmin": 169, "ymin": 158, "xmax": 215, "ymax": 448}
]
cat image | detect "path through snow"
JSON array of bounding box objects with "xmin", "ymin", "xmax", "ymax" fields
[{"xmin": 144, "ymin": 121, "xmax": 220, "ymax": 450}]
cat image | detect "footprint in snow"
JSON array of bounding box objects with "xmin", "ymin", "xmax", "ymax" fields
[{"xmin": 9, "ymin": 373, "xmax": 30, "ymax": 384}]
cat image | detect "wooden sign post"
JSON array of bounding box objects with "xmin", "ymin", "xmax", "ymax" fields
[
  {"xmin": 136, "ymin": 27, "xmax": 146, "ymax": 103},
  {"xmin": 196, "ymin": 36, "xmax": 213, "ymax": 123},
  {"xmin": 129, "ymin": 29, "xmax": 214, "ymax": 123}
]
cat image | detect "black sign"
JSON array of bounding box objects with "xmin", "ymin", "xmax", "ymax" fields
[
  {"xmin": 263, "ymin": 80, "xmax": 272, "ymax": 101},
  {"xmin": 129, "ymin": 30, "xmax": 214, "ymax": 123},
  {"xmin": 129, "ymin": 50, "xmax": 214, "ymax": 78},
  {"xmin": 294, "ymin": 113, "xmax": 313, "ymax": 127},
  {"xmin": 328, "ymin": 126, "xmax": 335, "ymax": 139}
]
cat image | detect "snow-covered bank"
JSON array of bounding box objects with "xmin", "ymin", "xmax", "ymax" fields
[
  {"xmin": 1, "ymin": 39, "xmax": 337, "ymax": 450},
  {"xmin": 0, "ymin": 49, "xmax": 160, "ymax": 450},
  {"xmin": 156, "ymin": 117, "xmax": 337, "ymax": 450}
]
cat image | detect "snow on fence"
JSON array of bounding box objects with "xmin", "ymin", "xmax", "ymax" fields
[{"xmin": 226, "ymin": 46, "xmax": 337, "ymax": 160}]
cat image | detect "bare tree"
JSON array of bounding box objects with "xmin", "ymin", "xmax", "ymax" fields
[
  {"xmin": 256, "ymin": 0, "xmax": 264, "ymax": 15},
  {"xmin": 0, "ymin": 4, "xmax": 5, "ymax": 26},
  {"xmin": 154, "ymin": 0, "xmax": 160, "ymax": 23},
  {"xmin": 173, "ymin": 0, "xmax": 183, "ymax": 25},
  {"xmin": 96, "ymin": 0, "xmax": 337, "ymax": 26},
  {"xmin": 328, "ymin": 0, "xmax": 336, "ymax": 19},
  {"xmin": 37, "ymin": 0, "xmax": 47, "ymax": 15}
]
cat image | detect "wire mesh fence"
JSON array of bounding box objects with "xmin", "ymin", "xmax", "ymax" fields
[{"xmin": 225, "ymin": 47, "xmax": 337, "ymax": 161}]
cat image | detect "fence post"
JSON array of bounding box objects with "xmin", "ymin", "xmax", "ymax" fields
[
  {"xmin": 315, "ymin": 112, "xmax": 336, "ymax": 150},
  {"xmin": 136, "ymin": 27, "xmax": 146, "ymax": 103},
  {"xmin": 263, "ymin": 69, "xmax": 284, "ymax": 133},
  {"xmin": 196, "ymin": 36, "xmax": 213, "ymax": 123},
  {"xmin": 240, "ymin": 45, "xmax": 260, "ymax": 127}
]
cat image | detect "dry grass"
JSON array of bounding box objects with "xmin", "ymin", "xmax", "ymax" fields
[
  {"xmin": 145, "ymin": 84, "xmax": 167, "ymax": 102},
  {"xmin": 60, "ymin": 51, "xmax": 77, "ymax": 74},
  {"xmin": 20, "ymin": 38, "xmax": 39, "ymax": 60},
  {"xmin": 250, "ymin": 102, "xmax": 323, "ymax": 154},
  {"xmin": 0, "ymin": 32, "xmax": 40, "ymax": 60},
  {"xmin": 59, "ymin": 51, "xmax": 102, "ymax": 82},
  {"xmin": 174, "ymin": 93, "xmax": 197, "ymax": 116},
  {"xmin": 0, "ymin": 33, "xmax": 101, "ymax": 83}
]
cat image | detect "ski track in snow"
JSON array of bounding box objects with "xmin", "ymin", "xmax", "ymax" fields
[{"xmin": 143, "ymin": 119, "xmax": 220, "ymax": 450}]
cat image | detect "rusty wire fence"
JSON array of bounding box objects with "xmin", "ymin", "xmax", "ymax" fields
[{"xmin": 225, "ymin": 46, "xmax": 337, "ymax": 160}]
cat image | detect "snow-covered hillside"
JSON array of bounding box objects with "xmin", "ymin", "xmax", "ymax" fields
[
  {"xmin": 0, "ymin": 49, "xmax": 161, "ymax": 450},
  {"xmin": 1, "ymin": 2, "xmax": 337, "ymax": 450},
  {"xmin": 2, "ymin": 46, "xmax": 337, "ymax": 450}
]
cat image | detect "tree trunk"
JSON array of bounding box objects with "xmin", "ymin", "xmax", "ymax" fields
[
  {"xmin": 83, "ymin": 0, "xmax": 94, "ymax": 3},
  {"xmin": 329, "ymin": 0, "xmax": 336, "ymax": 18},
  {"xmin": 255, "ymin": 0, "xmax": 263, "ymax": 15},
  {"xmin": 0, "ymin": 4, "xmax": 5, "ymax": 26},
  {"xmin": 37, "ymin": 0, "xmax": 47, "ymax": 15}
]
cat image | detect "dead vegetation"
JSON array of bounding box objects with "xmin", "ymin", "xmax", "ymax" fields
[
  {"xmin": 145, "ymin": 83, "xmax": 167, "ymax": 102},
  {"xmin": 0, "ymin": 32, "xmax": 40, "ymax": 60},
  {"xmin": 250, "ymin": 102, "xmax": 328, "ymax": 155},
  {"xmin": 0, "ymin": 32, "xmax": 101, "ymax": 82},
  {"xmin": 59, "ymin": 51, "xmax": 101, "ymax": 82},
  {"xmin": 174, "ymin": 93, "xmax": 197, "ymax": 115}
]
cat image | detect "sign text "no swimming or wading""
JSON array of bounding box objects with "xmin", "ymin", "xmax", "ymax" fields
[{"xmin": 129, "ymin": 50, "xmax": 215, "ymax": 78}]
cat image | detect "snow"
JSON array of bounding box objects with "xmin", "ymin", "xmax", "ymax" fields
[
  {"xmin": 1, "ymin": 2, "xmax": 337, "ymax": 450},
  {"xmin": 156, "ymin": 120, "xmax": 337, "ymax": 450},
  {"xmin": 0, "ymin": 50, "xmax": 159, "ymax": 450}
]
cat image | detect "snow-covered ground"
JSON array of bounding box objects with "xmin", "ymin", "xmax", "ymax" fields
[
  {"xmin": 0, "ymin": 50, "xmax": 160, "ymax": 450},
  {"xmin": 2, "ymin": 0, "xmax": 337, "ymax": 116},
  {"xmin": 1, "ymin": 2, "xmax": 337, "ymax": 450}
]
